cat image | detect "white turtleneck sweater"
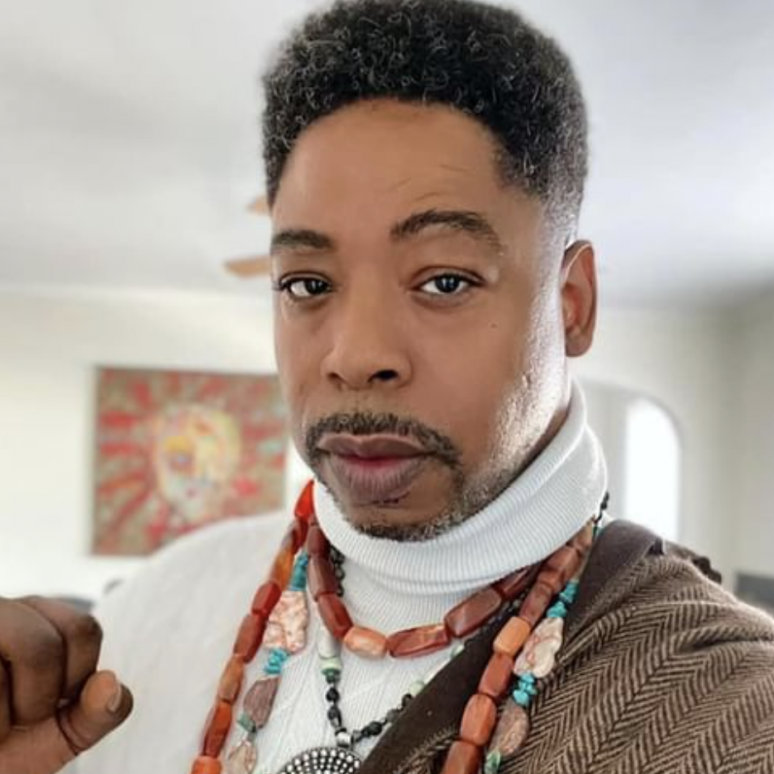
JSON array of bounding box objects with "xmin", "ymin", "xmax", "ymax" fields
[{"xmin": 71, "ymin": 382, "xmax": 606, "ymax": 774}]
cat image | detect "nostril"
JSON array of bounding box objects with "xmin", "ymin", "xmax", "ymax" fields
[{"xmin": 371, "ymin": 369, "xmax": 399, "ymax": 383}]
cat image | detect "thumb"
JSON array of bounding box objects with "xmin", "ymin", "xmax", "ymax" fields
[
  {"xmin": 57, "ymin": 670, "xmax": 134, "ymax": 756},
  {"xmin": 0, "ymin": 672, "xmax": 133, "ymax": 774}
]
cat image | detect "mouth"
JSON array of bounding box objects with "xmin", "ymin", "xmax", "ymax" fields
[{"xmin": 317, "ymin": 434, "xmax": 429, "ymax": 504}]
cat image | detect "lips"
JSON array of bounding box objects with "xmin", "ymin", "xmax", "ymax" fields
[
  {"xmin": 317, "ymin": 434, "xmax": 429, "ymax": 503},
  {"xmin": 318, "ymin": 435, "xmax": 426, "ymax": 459}
]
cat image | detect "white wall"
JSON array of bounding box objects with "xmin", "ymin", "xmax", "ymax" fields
[
  {"xmin": 725, "ymin": 293, "xmax": 774, "ymax": 580},
  {"xmin": 574, "ymin": 308, "xmax": 734, "ymax": 581},
  {"xmin": 0, "ymin": 284, "xmax": 762, "ymax": 600},
  {"xmin": 0, "ymin": 284, "xmax": 310, "ymax": 600}
]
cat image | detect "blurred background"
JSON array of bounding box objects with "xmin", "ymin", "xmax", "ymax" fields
[{"xmin": 0, "ymin": 0, "xmax": 772, "ymax": 612}]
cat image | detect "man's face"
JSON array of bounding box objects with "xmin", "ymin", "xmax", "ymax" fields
[{"xmin": 271, "ymin": 100, "xmax": 590, "ymax": 539}]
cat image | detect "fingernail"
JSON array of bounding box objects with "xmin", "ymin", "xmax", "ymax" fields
[{"xmin": 107, "ymin": 681, "xmax": 123, "ymax": 713}]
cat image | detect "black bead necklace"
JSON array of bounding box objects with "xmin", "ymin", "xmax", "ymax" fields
[
  {"xmin": 322, "ymin": 661, "xmax": 416, "ymax": 749},
  {"xmin": 320, "ymin": 546, "xmax": 418, "ymax": 749}
]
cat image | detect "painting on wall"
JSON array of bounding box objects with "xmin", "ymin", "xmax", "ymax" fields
[{"xmin": 93, "ymin": 367, "xmax": 287, "ymax": 556}]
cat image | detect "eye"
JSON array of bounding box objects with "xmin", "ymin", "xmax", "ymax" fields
[
  {"xmin": 275, "ymin": 276, "xmax": 332, "ymax": 299},
  {"xmin": 419, "ymin": 273, "xmax": 476, "ymax": 296}
]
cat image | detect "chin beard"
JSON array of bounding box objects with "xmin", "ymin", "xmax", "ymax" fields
[
  {"xmin": 318, "ymin": 454, "xmax": 517, "ymax": 543},
  {"xmin": 347, "ymin": 510, "xmax": 470, "ymax": 542},
  {"xmin": 339, "ymin": 464, "xmax": 518, "ymax": 543}
]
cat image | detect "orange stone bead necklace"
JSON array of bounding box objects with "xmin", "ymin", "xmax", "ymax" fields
[
  {"xmin": 190, "ymin": 479, "xmax": 605, "ymax": 774},
  {"xmin": 438, "ymin": 517, "xmax": 602, "ymax": 774},
  {"xmin": 190, "ymin": 481, "xmax": 317, "ymax": 774},
  {"xmin": 308, "ymin": 525, "xmax": 541, "ymax": 660}
]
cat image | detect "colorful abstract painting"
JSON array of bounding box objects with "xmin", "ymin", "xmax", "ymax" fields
[{"xmin": 93, "ymin": 368, "xmax": 287, "ymax": 556}]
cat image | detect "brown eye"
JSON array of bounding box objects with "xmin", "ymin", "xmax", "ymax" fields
[
  {"xmin": 420, "ymin": 274, "xmax": 474, "ymax": 295},
  {"xmin": 278, "ymin": 277, "xmax": 331, "ymax": 298}
]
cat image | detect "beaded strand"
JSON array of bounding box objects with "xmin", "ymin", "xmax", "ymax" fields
[
  {"xmin": 318, "ymin": 621, "xmax": 468, "ymax": 750},
  {"xmin": 190, "ymin": 479, "xmax": 606, "ymax": 774},
  {"xmin": 308, "ymin": 522, "xmax": 539, "ymax": 660},
  {"xmin": 190, "ymin": 483, "xmax": 316, "ymax": 774},
  {"xmin": 439, "ymin": 521, "xmax": 600, "ymax": 774}
]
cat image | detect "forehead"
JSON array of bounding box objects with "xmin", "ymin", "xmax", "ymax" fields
[{"xmin": 271, "ymin": 100, "xmax": 509, "ymax": 225}]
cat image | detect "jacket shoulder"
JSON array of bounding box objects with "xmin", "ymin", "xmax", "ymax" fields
[{"xmin": 505, "ymin": 521, "xmax": 774, "ymax": 774}]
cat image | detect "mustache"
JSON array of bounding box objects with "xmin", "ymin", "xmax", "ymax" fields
[{"xmin": 305, "ymin": 412, "xmax": 461, "ymax": 469}]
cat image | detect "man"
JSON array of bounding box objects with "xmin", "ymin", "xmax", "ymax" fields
[{"xmin": 1, "ymin": 1, "xmax": 773, "ymax": 773}]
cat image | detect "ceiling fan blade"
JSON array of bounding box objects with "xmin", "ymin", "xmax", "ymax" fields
[
  {"xmin": 224, "ymin": 255, "xmax": 271, "ymax": 277},
  {"xmin": 249, "ymin": 196, "xmax": 269, "ymax": 215}
]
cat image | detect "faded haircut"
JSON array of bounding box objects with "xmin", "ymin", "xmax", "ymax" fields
[{"xmin": 262, "ymin": 0, "xmax": 588, "ymax": 237}]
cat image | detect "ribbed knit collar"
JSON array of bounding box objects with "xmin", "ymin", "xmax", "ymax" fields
[{"xmin": 313, "ymin": 381, "xmax": 608, "ymax": 599}]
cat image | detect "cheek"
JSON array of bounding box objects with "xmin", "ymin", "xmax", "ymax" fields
[
  {"xmin": 275, "ymin": 305, "xmax": 316, "ymax": 381},
  {"xmin": 274, "ymin": 320, "xmax": 315, "ymax": 444},
  {"xmin": 522, "ymin": 285, "xmax": 567, "ymax": 400},
  {"xmin": 489, "ymin": 297, "xmax": 566, "ymax": 459},
  {"xmin": 419, "ymin": 320, "xmax": 529, "ymax": 460},
  {"xmin": 435, "ymin": 293, "xmax": 563, "ymax": 468}
]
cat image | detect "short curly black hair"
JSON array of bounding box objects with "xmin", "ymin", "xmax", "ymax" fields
[{"xmin": 262, "ymin": 0, "xmax": 588, "ymax": 233}]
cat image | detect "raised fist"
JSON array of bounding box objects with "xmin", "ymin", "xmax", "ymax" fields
[{"xmin": 0, "ymin": 596, "xmax": 132, "ymax": 774}]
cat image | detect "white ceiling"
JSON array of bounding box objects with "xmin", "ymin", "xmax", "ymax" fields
[{"xmin": 0, "ymin": 0, "xmax": 772, "ymax": 308}]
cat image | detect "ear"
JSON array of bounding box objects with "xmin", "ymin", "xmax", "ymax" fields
[{"xmin": 560, "ymin": 240, "xmax": 598, "ymax": 357}]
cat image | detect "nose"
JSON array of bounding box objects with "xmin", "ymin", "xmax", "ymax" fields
[{"xmin": 321, "ymin": 289, "xmax": 412, "ymax": 392}]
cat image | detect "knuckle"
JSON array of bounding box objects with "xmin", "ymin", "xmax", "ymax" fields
[
  {"xmin": 64, "ymin": 614, "xmax": 103, "ymax": 651},
  {"xmin": 23, "ymin": 630, "xmax": 64, "ymax": 671},
  {"xmin": 21, "ymin": 594, "xmax": 47, "ymax": 606}
]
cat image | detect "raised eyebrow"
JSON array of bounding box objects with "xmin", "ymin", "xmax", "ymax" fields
[
  {"xmin": 390, "ymin": 209, "xmax": 503, "ymax": 251},
  {"xmin": 270, "ymin": 228, "xmax": 335, "ymax": 254}
]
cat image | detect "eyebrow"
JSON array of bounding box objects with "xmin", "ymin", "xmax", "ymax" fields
[
  {"xmin": 390, "ymin": 208, "xmax": 503, "ymax": 252},
  {"xmin": 270, "ymin": 208, "xmax": 503, "ymax": 256},
  {"xmin": 271, "ymin": 228, "xmax": 334, "ymax": 254}
]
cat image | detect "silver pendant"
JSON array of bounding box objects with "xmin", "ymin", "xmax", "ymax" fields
[{"xmin": 278, "ymin": 746, "xmax": 362, "ymax": 774}]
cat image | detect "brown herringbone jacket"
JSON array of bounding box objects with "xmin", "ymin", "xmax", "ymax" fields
[{"xmin": 359, "ymin": 521, "xmax": 774, "ymax": 774}]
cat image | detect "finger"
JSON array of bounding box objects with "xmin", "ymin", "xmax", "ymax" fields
[
  {"xmin": 0, "ymin": 599, "xmax": 64, "ymax": 726},
  {"xmin": 20, "ymin": 597, "xmax": 102, "ymax": 701},
  {"xmin": 0, "ymin": 658, "xmax": 10, "ymax": 743},
  {"xmin": 0, "ymin": 673, "xmax": 132, "ymax": 774},
  {"xmin": 57, "ymin": 671, "xmax": 133, "ymax": 755},
  {"xmin": 0, "ymin": 723, "xmax": 76, "ymax": 774}
]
